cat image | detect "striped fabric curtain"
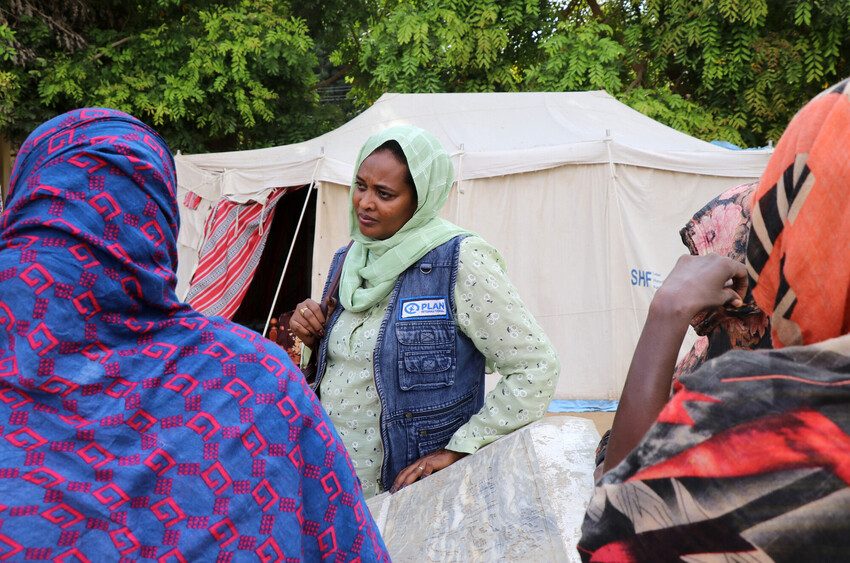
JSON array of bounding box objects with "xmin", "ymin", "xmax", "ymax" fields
[{"xmin": 185, "ymin": 188, "xmax": 286, "ymax": 319}]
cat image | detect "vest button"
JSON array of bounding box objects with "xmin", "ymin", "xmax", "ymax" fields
[
  {"xmin": 405, "ymin": 412, "xmax": 413, "ymax": 419},
  {"xmin": 419, "ymin": 429, "xmax": 428, "ymax": 437}
]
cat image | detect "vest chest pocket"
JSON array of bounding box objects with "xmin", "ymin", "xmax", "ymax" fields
[{"xmin": 396, "ymin": 321, "xmax": 456, "ymax": 390}]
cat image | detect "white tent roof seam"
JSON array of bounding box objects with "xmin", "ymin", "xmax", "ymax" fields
[{"xmin": 176, "ymin": 91, "xmax": 771, "ymax": 200}]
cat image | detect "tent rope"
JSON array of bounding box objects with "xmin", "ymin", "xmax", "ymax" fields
[
  {"xmin": 263, "ymin": 152, "xmax": 324, "ymax": 337},
  {"xmin": 258, "ymin": 189, "xmax": 276, "ymax": 238}
]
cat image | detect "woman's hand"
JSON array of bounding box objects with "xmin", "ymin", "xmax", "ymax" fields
[
  {"xmin": 602, "ymin": 254, "xmax": 748, "ymax": 474},
  {"xmin": 390, "ymin": 449, "xmax": 468, "ymax": 493},
  {"xmin": 653, "ymin": 253, "xmax": 748, "ymax": 324},
  {"xmin": 289, "ymin": 298, "xmax": 335, "ymax": 350}
]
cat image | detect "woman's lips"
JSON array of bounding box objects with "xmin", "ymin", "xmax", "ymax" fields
[{"xmin": 358, "ymin": 213, "xmax": 377, "ymax": 226}]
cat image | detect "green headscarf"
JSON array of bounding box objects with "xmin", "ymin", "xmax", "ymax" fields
[{"xmin": 339, "ymin": 125, "xmax": 470, "ymax": 312}]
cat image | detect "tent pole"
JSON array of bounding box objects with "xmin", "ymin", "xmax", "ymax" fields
[
  {"xmin": 263, "ymin": 154, "xmax": 323, "ymax": 337},
  {"xmin": 604, "ymin": 129, "xmax": 640, "ymax": 337},
  {"xmin": 263, "ymin": 182, "xmax": 316, "ymax": 337}
]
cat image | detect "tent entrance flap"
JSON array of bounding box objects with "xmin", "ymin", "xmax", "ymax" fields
[{"xmin": 232, "ymin": 185, "xmax": 316, "ymax": 335}]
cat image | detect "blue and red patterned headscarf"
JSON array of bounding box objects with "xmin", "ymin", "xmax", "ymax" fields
[{"xmin": 0, "ymin": 109, "xmax": 389, "ymax": 561}]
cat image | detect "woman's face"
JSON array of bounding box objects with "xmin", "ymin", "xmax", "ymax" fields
[{"xmin": 353, "ymin": 149, "xmax": 417, "ymax": 240}]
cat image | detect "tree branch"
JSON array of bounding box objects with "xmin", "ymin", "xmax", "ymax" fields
[
  {"xmin": 315, "ymin": 65, "xmax": 350, "ymax": 89},
  {"xmin": 557, "ymin": 0, "xmax": 582, "ymax": 21},
  {"xmin": 30, "ymin": 5, "xmax": 87, "ymax": 50},
  {"xmin": 628, "ymin": 61, "xmax": 647, "ymax": 90},
  {"xmin": 91, "ymin": 36, "xmax": 134, "ymax": 61},
  {"xmin": 586, "ymin": 0, "xmax": 604, "ymax": 20}
]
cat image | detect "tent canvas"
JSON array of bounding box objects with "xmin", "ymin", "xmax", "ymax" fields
[{"xmin": 175, "ymin": 91, "xmax": 771, "ymax": 400}]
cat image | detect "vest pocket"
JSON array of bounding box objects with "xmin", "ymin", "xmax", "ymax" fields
[
  {"xmin": 399, "ymin": 350, "xmax": 454, "ymax": 390},
  {"xmin": 395, "ymin": 321, "xmax": 453, "ymax": 346},
  {"xmin": 414, "ymin": 414, "xmax": 466, "ymax": 458},
  {"xmin": 396, "ymin": 320, "xmax": 456, "ymax": 390}
]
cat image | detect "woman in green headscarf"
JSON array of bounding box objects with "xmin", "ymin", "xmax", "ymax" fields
[{"xmin": 291, "ymin": 125, "xmax": 560, "ymax": 497}]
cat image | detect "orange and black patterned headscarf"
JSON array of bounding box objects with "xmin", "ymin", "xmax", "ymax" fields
[{"xmin": 747, "ymin": 78, "xmax": 850, "ymax": 348}]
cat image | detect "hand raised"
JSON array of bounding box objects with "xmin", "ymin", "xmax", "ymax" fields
[{"xmin": 653, "ymin": 254, "xmax": 748, "ymax": 323}]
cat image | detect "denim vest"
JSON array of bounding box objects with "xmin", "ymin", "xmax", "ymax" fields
[{"xmin": 315, "ymin": 235, "xmax": 485, "ymax": 489}]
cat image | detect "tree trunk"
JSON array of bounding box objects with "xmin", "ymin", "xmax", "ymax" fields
[{"xmin": 0, "ymin": 136, "xmax": 12, "ymax": 209}]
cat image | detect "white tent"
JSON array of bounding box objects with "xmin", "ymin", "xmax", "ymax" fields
[{"xmin": 175, "ymin": 91, "xmax": 771, "ymax": 400}]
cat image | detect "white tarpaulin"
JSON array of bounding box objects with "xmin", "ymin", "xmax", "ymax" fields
[
  {"xmin": 365, "ymin": 416, "xmax": 600, "ymax": 562},
  {"xmin": 175, "ymin": 91, "xmax": 772, "ymax": 399}
]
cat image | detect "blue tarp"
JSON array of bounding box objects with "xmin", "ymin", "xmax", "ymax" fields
[
  {"xmin": 547, "ymin": 400, "xmax": 618, "ymax": 413},
  {"xmin": 710, "ymin": 140, "xmax": 773, "ymax": 151}
]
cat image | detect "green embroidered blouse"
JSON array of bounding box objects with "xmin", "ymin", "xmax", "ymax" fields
[{"xmin": 315, "ymin": 236, "xmax": 560, "ymax": 498}]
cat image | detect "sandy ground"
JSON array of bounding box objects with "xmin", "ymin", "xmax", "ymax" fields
[{"xmin": 545, "ymin": 411, "xmax": 614, "ymax": 437}]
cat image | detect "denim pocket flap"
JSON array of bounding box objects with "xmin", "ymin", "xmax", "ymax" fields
[
  {"xmin": 402, "ymin": 350, "xmax": 452, "ymax": 374},
  {"xmin": 396, "ymin": 321, "xmax": 453, "ymax": 346},
  {"xmin": 399, "ymin": 350, "xmax": 454, "ymax": 390}
]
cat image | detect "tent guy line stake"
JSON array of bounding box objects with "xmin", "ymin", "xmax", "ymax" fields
[{"xmin": 263, "ymin": 153, "xmax": 323, "ymax": 337}]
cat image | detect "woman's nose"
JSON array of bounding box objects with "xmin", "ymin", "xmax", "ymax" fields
[{"xmin": 359, "ymin": 190, "xmax": 376, "ymax": 210}]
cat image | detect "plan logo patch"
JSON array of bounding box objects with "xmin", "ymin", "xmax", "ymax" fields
[{"xmin": 399, "ymin": 297, "xmax": 449, "ymax": 320}]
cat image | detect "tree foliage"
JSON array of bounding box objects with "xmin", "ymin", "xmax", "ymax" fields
[
  {"xmin": 0, "ymin": 22, "xmax": 19, "ymax": 132},
  {"xmin": 614, "ymin": 0, "xmax": 850, "ymax": 144},
  {"xmin": 331, "ymin": 0, "xmax": 549, "ymax": 104},
  {"xmin": 334, "ymin": 0, "xmax": 850, "ymax": 146},
  {"xmin": 2, "ymin": 0, "xmax": 850, "ymax": 152},
  {"xmin": 2, "ymin": 0, "xmax": 323, "ymax": 152},
  {"xmin": 1, "ymin": 0, "xmax": 94, "ymax": 133}
]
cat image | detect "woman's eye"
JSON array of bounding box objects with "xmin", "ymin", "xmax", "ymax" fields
[
  {"xmin": 355, "ymin": 182, "xmax": 366, "ymax": 191},
  {"xmin": 378, "ymin": 191, "xmax": 391, "ymax": 200}
]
